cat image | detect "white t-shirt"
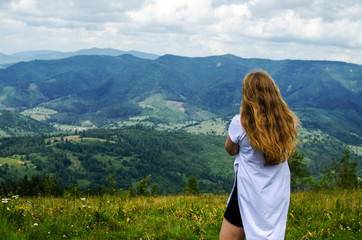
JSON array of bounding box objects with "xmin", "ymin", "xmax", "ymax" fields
[{"xmin": 228, "ymin": 115, "xmax": 290, "ymax": 240}]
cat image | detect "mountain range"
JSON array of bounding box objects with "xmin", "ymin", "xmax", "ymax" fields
[
  {"xmin": 0, "ymin": 49, "xmax": 361, "ymax": 189},
  {"xmin": 0, "ymin": 48, "xmax": 159, "ymax": 67},
  {"xmin": 0, "ymin": 51, "xmax": 360, "ymax": 145}
]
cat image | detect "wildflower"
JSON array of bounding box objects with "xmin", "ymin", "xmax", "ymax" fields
[
  {"xmin": 82, "ymin": 205, "xmax": 86, "ymax": 208},
  {"xmin": 2, "ymin": 198, "xmax": 10, "ymax": 204},
  {"xmin": 6, "ymin": 207, "xmax": 10, "ymax": 211},
  {"xmin": 34, "ymin": 223, "xmax": 38, "ymax": 227},
  {"xmin": 80, "ymin": 198, "xmax": 86, "ymax": 201},
  {"xmin": 12, "ymin": 195, "xmax": 19, "ymax": 199},
  {"xmin": 88, "ymin": 206, "xmax": 91, "ymax": 208}
]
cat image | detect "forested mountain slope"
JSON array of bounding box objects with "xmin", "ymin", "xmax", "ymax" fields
[
  {"xmin": 0, "ymin": 54, "xmax": 360, "ymax": 145},
  {"xmin": 0, "ymin": 127, "xmax": 235, "ymax": 193},
  {"xmin": 0, "ymin": 110, "xmax": 55, "ymax": 137},
  {"xmin": 0, "ymin": 127, "xmax": 360, "ymax": 193}
]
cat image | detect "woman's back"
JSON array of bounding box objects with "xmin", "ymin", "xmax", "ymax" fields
[
  {"xmin": 229, "ymin": 114, "xmax": 290, "ymax": 239},
  {"xmin": 220, "ymin": 71, "xmax": 299, "ymax": 240}
]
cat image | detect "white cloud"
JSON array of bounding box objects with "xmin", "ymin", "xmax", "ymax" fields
[
  {"xmin": 0, "ymin": 0, "xmax": 361, "ymax": 64},
  {"xmin": 126, "ymin": 0, "xmax": 215, "ymax": 32}
]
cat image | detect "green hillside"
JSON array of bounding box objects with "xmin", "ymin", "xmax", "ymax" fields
[
  {"xmin": 0, "ymin": 110, "xmax": 55, "ymax": 137},
  {"xmin": 0, "ymin": 54, "xmax": 360, "ymax": 145},
  {"xmin": 0, "ymin": 127, "xmax": 360, "ymax": 194},
  {"xmin": 0, "ymin": 127, "xmax": 235, "ymax": 193},
  {"xmin": 0, "ymin": 53, "xmax": 361, "ymax": 183}
]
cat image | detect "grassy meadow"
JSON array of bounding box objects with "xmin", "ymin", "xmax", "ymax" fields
[{"xmin": 0, "ymin": 189, "xmax": 361, "ymax": 239}]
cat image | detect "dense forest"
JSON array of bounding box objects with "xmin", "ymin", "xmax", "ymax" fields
[
  {"xmin": 0, "ymin": 126, "xmax": 360, "ymax": 196},
  {"xmin": 0, "ymin": 127, "xmax": 235, "ymax": 194}
]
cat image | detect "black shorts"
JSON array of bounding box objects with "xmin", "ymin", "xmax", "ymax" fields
[{"xmin": 223, "ymin": 180, "xmax": 243, "ymax": 228}]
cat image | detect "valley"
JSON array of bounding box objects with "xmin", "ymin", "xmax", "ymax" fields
[{"xmin": 0, "ymin": 51, "xmax": 361, "ymax": 193}]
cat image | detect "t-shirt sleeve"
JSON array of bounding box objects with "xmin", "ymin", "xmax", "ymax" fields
[{"xmin": 228, "ymin": 115, "xmax": 242, "ymax": 143}]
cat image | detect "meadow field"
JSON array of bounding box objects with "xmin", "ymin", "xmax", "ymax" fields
[{"xmin": 0, "ymin": 189, "xmax": 361, "ymax": 239}]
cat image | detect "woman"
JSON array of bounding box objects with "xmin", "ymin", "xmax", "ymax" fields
[{"xmin": 219, "ymin": 71, "xmax": 300, "ymax": 240}]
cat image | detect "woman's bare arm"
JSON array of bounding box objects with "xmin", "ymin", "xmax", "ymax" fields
[{"xmin": 225, "ymin": 135, "xmax": 239, "ymax": 156}]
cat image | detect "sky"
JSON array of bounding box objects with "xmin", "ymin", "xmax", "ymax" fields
[{"xmin": 1, "ymin": 0, "xmax": 362, "ymax": 64}]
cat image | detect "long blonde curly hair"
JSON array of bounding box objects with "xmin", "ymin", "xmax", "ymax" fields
[{"xmin": 240, "ymin": 71, "xmax": 300, "ymax": 166}]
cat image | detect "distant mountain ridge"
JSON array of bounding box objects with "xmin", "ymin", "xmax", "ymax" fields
[
  {"xmin": 0, "ymin": 53, "xmax": 361, "ymax": 145},
  {"xmin": 0, "ymin": 48, "xmax": 159, "ymax": 66}
]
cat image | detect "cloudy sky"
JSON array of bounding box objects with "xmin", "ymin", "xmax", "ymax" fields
[{"xmin": 1, "ymin": 0, "xmax": 362, "ymax": 64}]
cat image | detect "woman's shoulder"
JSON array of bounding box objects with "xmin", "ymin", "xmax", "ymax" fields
[
  {"xmin": 229, "ymin": 115, "xmax": 241, "ymax": 128},
  {"xmin": 231, "ymin": 114, "xmax": 241, "ymax": 123},
  {"xmin": 231, "ymin": 115, "xmax": 245, "ymax": 130},
  {"xmin": 229, "ymin": 115, "xmax": 246, "ymax": 143}
]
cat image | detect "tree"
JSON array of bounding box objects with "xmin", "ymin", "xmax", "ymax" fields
[
  {"xmin": 318, "ymin": 149, "xmax": 358, "ymax": 189},
  {"xmin": 43, "ymin": 174, "xmax": 58, "ymax": 196},
  {"xmin": 288, "ymin": 151, "xmax": 311, "ymax": 191},
  {"xmin": 136, "ymin": 175, "xmax": 151, "ymax": 196},
  {"xmin": 150, "ymin": 184, "xmax": 159, "ymax": 196},
  {"xmin": 318, "ymin": 164, "xmax": 336, "ymax": 190},
  {"xmin": 333, "ymin": 149, "xmax": 358, "ymax": 188},
  {"xmin": 128, "ymin": 187, "xmax": 136, "ymax": 198},
  {"xmin": 67, "ymin": 184, "xmax": 81, "ymax": 199},
  {"xmin": 19, "ymin": 175, "xmax": 30, "ymax": 196},
  {"xmin": 184, "ymin": 175, "xmax": 200, "ymax": 195},
  {"xmin": 107, "ymin": 173, "xmax": 116, "ymax": 194}
]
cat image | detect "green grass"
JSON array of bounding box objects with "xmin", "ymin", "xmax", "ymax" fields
[
  {"xmin": 0, "ymin": 189, "xmax": 360, "ymax": 239},
  {"xmin": 180, "ymin": 118, "xmax": 228, "ymax": 135},
  {"xmin": 52, "ymin": 123, "xmax": 94, "ymax": 131},
  {"xmin": 50, "ymin": 136, "xmax": 115, "ymax": 144},
  {"xmin": 117, "ymin": 93, "xmax": 225, "ymax": 134},
  {"xmin": 76, "ymin": 179, "xmax": 91, "ymax": 189},
  {"xmin": 0, "ymin": 129, "xmax": 10, "ymax": 138},
  {"xmin": 138, "ymin": 94, "xmax": 190, "ymax": 123},
  {"xmin": 0, "ymin": 155, "xmax": 38, "ymax": 181},
  {"xmin": 349, "ymin": 145, "xmax": 362, "ymax": 155},
  {"xmin": 289, "ymin": 190, "xmax": 361, "ymax": 239},
  {"xmin": 20, "ymin": 107, "xmax": 58, "ymax": 121}
]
